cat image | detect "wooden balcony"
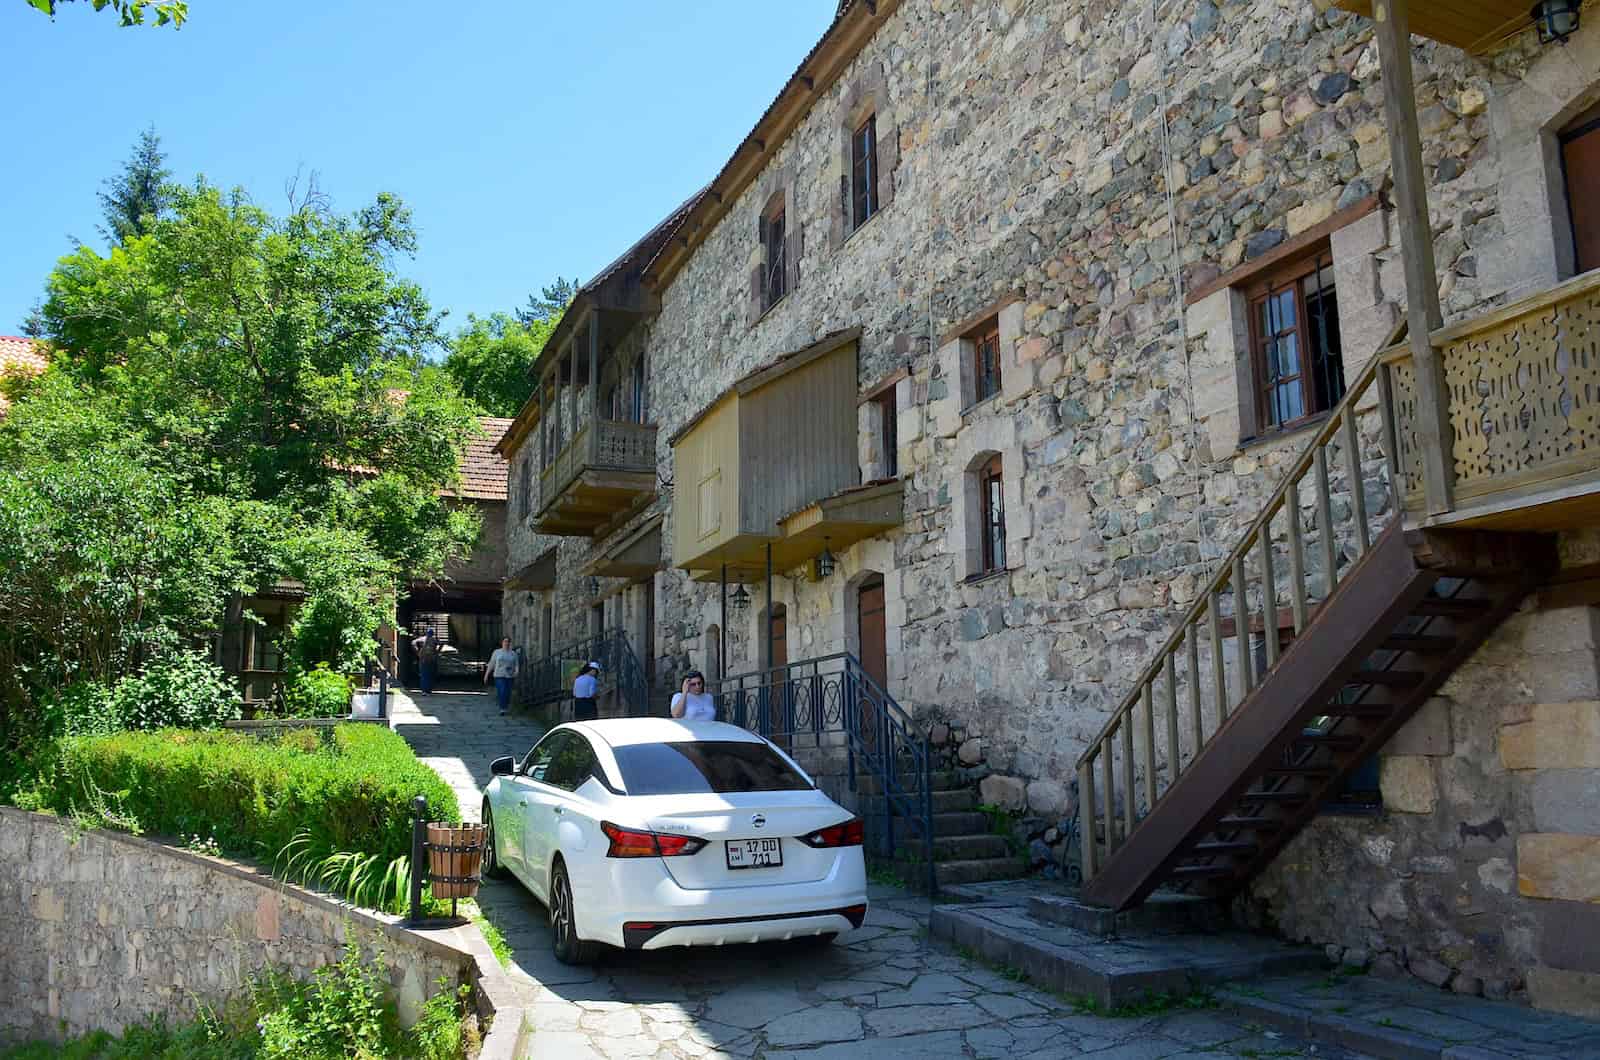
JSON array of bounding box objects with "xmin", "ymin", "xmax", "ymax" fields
[
  {"xmin": 533, "ymin": 419, "xmax": 658, "ymax": 536},
  {"xmin": 1390, "ymin": 269, "xmax": 1600, "ymax": 532}
]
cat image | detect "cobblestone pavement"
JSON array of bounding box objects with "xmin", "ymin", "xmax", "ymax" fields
[{"xmin": 392, "ymin": 690, "xmax": 1361, "ymax": 1059}]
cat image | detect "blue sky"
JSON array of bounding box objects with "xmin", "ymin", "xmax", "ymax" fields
[{"xmin": 0, "ymin": 1, "xmax": 836, "ymax": 341}]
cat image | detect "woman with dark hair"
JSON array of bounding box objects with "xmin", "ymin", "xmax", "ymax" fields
[{"xmin": 670, "ymin": 670, "xmax": 716, "ymax": 721}]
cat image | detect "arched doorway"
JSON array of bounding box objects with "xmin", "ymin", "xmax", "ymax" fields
[{"xmin": 857, "ymin": 574, "xmax": 887, "ymax": 690}]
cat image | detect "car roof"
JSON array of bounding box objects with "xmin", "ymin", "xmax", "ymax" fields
[{"xmin": 565, "ymin": 718, "xmax": 764, "ymax": 749}]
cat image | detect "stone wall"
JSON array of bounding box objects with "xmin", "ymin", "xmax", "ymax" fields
[
  {"xmin": 498, "ymin": 0, "xmax": 1600, "ymax": 1000},
  {"xmin": 446, "ymin": 498, "xmax": 507, "ymax": 586},
  {"xmin": 1244, "ymin": 597, "xmax": 1600, "ymax": 1018},
  {"xmin": 0, "ymin": 808, "xmax": 472, "ymax": 1045}
]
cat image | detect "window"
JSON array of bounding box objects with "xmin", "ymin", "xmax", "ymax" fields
[
  {"xmin": 875, "ymin": 391, "xmax": 898, "ymax": 478},
  {"xmin": 851, "ymin": 114, "xmax": 878, "ymax": 230},
  {"xmin": 610, "ymin": 741, "xmax": 813, "ymax": 796},
  {"xmin": 761, "ymin": 207, "xmax": 787, "ymax": 310},
  {"xmin": 971, "ymin": 320, "xmax": 1002, "ymax": 405},
  {"xmin": 630, "ymin": 357, "xmax": 647, "ymax": 424},
  {"xmin": 522, "ymin": 733, "xmax": 560, "ymax": 781},
  {"xmin": 1562, "ymin": 101, "xmax": 1600, "ymax": 276},
  {"xmin": 978, "ymin": 455, "xmax": 1006, "ymax": 574},
  {"xmin": 1246, "ymin": 250, "xmax": 1344, "ymax": 433},
  {"xmin": 543, "ymin": 732, "xmax": 598, "ymax": 792}
]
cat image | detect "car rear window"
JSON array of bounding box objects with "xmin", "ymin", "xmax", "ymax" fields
[{"xmin": 611, "ymin": 741, "xmax": 813, "ymax": 796}]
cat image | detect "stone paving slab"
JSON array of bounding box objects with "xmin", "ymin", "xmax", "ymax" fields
[{"xmin": 1221, "ymin": 971, "xmax": 1600, "ymax": 1060}]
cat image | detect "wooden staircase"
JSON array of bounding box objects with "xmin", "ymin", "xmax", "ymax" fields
[
  {"xmin": 1073, "ymin": 347, "xmax": 1560, "ymax": 913},
  {"xmin": 1081, "ymin": 524, "xmax": 1553, "ymax": 911}
]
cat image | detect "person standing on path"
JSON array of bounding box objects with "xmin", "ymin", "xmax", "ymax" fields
[
  {"xmin": 671, "ymin": 671, "xmax": 717, "ymax": 721},
  {"xmin": 413, "ymin": 628, "xmax": 440, "ymax": 695},
  {"xmin": 484, "ymin": 637, "xmax": 520, "ymax": 716},
  {"xmin": 572, "ymin": 662, "xmax": 600, "ymax": 721}
]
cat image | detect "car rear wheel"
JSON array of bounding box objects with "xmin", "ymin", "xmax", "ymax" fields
[
  {"xmin": 481, "ymin": 803, "xmax": 509, "ymax": 880},
  {"xmin": 549, "ymin": 860, "xmax": 599, "ymax": 965}
]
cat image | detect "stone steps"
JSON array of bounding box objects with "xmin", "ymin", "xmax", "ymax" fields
[
  {"xmin": 898, "ymin": 833, "xmax": 1013, "ymax": 861},
  {"xmin": 929, "ymin": 897, "xmax": 1326, "ymax": 1008},
  {"xmin": 861, "ymin": 788, "xmax": 977, "ymax": 814},
  {"xmin": 925, "ymin": 856, "xmax": 1032, "ymax": 888}
]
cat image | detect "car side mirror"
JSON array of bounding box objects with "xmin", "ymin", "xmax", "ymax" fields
[{"xmin": 490, "ymin": 755, "xmax": 515, "ymax": 776}]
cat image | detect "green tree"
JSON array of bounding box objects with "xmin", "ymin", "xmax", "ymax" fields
[
  {"xmin": 442, "ymin": 312, "xmax": 557, "ymax": 417},
  {"xmin": 98, "ymin": 126, "xmax": 172, "ymax": 246},
  {"xmin": 516, "ymin": 275, "xmax": 579, "ymax": 326},
  {"xmin": 23, "ymin": 0, "xmax": 187, "ymax": 26},
  {"xmin": 36, "ymin": 179, "xmax": 481, "ymax": 577}
]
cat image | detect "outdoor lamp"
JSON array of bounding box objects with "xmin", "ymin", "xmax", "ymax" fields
[
  {"xmin": 1532, "ymin": 0, "xmax": 1581, "ymax": 44},
  {"xmin": 730, "ymin": 583, "xmax": 752, "ymax": 611},
  {"xmin": 586, "ymin": 576, "xmax": 600, "ymax": 595},
  {"xmin": 816, "ymin": 538, "xmax": 837, "ymax": 579}
]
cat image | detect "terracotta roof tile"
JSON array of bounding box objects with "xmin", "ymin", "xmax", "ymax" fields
[
  {"xmin": 0, "ymin": 336, "xmax": 48, "ymax": 416},
  {"xmin": 457, "ymin": 416, "xmax": 513, "ymax": 501}
]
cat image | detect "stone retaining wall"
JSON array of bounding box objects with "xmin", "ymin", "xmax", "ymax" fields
[{"xmin": 0, "ymin": 808, "xmax": 473, "ymax": 1046}]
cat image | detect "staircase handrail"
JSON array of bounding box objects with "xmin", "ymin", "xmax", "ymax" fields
[
  {"xmin": 1075, "ymin": 339, "xmax": 1411, "ymax": 880},
  {"xmin": 709, "ymin": 652, "xmax": 936, "ymax": 895},
  {"xmin": 519, "ymin": 627, "xmax": 645, "ymax": 714}
]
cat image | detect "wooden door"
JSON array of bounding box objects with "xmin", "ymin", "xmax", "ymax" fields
[
  {"xmin": 1563, "ymin": 103, "xmax": 1600, "ymax": 275},
  {"xmin": 768, "ymin": 603, "xmax": 787, "ymax": 670},
  {"xmin": 858, "ymin": 577, "xmax": 887, "ymax": 690}
]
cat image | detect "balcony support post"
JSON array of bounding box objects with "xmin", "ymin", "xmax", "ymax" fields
[
  {"xmin": 720, "ymin": 564, "xmax": 728, "ymax": 688},
  {"xmin": 588, "ymin": 312, "xmax": 601, "ymax": 463},
  {"xmin": 1374, "ymin": 0, "xmax": 1454, "ymax": 515}
]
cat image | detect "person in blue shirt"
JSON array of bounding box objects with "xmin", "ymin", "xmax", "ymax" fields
[{"xmin": 572, "ymin": 662, "xmax": 600, "ymax": 721}]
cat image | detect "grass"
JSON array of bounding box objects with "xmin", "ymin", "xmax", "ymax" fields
[
  {"xmin": 867, "ymin": 864, "xmax": 909, "ymax": 889},
  {"xmin": 467, "ymin": 903, "xmax": 513, "ymax": 968},
  {"xmin": 1068, "ymin": 987, "xmax": 1220, "ymax": 1018}
]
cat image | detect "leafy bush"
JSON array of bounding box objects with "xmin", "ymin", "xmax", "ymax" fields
[
  {"xmin": 33, "ymin": 725, "xmax": 457, "ymax": 867},
  {"xmin": 110, "ymin": 650, "xmax": 241, "ymax": 731},
  {"xmin": 282, "ymin": 665, "xmax": 353, "ymax": 719}
]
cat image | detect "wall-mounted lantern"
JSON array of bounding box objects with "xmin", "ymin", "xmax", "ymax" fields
[
  {"xmin": 815, "ymin": 537, "xmax": 837, "ymax": 580},
  {"xmin": 1532, "ymin": 0, "xmax": 1581, "ymax": 44},
  {"xmin": 730, "ymin": 583, "xmax": 752, "ymax": 612}
]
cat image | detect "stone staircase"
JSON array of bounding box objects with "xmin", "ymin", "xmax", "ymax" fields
[{"xmin": 785, "ymin": 730, "xmax": 1026, "ymax": 890}]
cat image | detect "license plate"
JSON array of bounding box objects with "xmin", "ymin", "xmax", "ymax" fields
[{"xmin": 725, "ymin": 838, "xmax": 782, "ymax": 869}]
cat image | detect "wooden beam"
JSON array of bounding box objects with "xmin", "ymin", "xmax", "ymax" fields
[{"xmin": 1374, "ymin": 0, "xmax": 1455, "ymax": 516}]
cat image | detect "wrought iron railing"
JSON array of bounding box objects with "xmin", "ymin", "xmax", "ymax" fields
[
  {"xmin": 709, "ymin": 653, "xmax": 936, "ymax": 895},
  {"xmin": 517, "ymin": 627, "xmax": 648, "ymax": 718}
]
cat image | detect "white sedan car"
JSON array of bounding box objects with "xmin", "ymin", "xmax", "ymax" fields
[{"xmin": 481, "ymin": 718, "xmax": 869, "ymax": 963}]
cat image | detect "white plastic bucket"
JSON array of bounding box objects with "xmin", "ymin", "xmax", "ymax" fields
[{"xmin": 351, "ymin": 691, "xmax": 382, "ymax": 719}]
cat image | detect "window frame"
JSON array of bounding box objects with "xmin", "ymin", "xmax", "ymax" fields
[
  {"xmin": 1243, "ymin": 248, "xmax": 1344, "ymax": 436},
  {"xmin": 1559, "ymin": 101, "xmax": 1600, "ymax": 277},
  {"xmin": 875, "ymin": 390, "xmax": 898, "ymax": 479},
  {"xmin": 970, "ymin": 320, "xmax": 1002, "ymax": 406},
  {"xmin": 978, "ymin": 454, "xmax": 1006, "ymax": 575},
  {"xmin": 762, "ymin": 207, "xmax": 787, "ymax": 311},
  {"xmin": 851, "ymin": 114, "xmax": 878, "ymax": 231}
]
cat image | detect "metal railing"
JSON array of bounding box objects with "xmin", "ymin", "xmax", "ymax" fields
[
  {"xmin": 710, "ymin": 653, "xmax": 936, "ymax": 895},
  {"xmin": 517, "ymin": 627, "xmax": 648, "ymax": 718},
  {"xmin": 1075, "ymin": 345, "xmax": 1406, "ymax": 882}
]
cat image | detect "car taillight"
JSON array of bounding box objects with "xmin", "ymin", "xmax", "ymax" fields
[
  {"xmin": 600, "ymin": 821, "xmax": 706, "ymax": 858},
  {"xmin": 799, "ymin": 817, "xmax": 864, "ymax": 848}
]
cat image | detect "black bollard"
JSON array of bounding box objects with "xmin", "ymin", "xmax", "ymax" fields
[{"xmin": 408, "ymin": 795, "xmax": 427, "ymax": 924}]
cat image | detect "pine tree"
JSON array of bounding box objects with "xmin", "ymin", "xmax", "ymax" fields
[
  {"xmin": 516, "ymin": 276, "xmax": 580, "ymax": 325},
  {"xmin": 98, "ymin": 127, "xmax": 172, "ymax": 246}
]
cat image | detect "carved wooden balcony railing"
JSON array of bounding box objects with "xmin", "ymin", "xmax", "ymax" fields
[
  {"xmin": 534, "ymin": 418, "xmax": 659, "ymax": 536},
  {"xmin": 1391, "ymin": 270, "xmax": 1600, "ymax": 520}
]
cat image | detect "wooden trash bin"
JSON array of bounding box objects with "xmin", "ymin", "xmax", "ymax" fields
[{"xmin": 426, "ymin": 822, "xmax": 484, "ymax": 900}]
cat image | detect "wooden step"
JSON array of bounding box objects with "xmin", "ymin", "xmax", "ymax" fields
[
  {"xmin": 1264, "ymin": 765, "xmax": 1335, "ymax": 779},
  {"xmin": 1347, "ymin": 669, "xmax": 1424, "ymax": 688},
  {"xmin": 1235, "ymin": 790, "xmax": 1308, "ymax": 805},
  {"xmin": 1413, "ymin": 596, "xmax": 1492, "ymax": 618},
  {"xmin": 1380, "ymin": 633, "xmax": 1457, "ymax": 655},
  {"xmin": 1217, "ymin": 816, "xmax": 1282, "ymax": 830},
  {"xmin": 1189, "ymin": 840, "xmax": 1258, "ymax": 857},
  {"xmin": 1169, "ymin": 864, "xmax": 1234, "ymax": 879},
  {"xmin": 1320, "ymin": 704, "xmax": 1394, "ymax": 719},
  {"xmin": 1292, "ymin": 733, "xmax": 1362, "ymax": 752}
]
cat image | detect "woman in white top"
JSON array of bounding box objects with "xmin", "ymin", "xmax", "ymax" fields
[{"xmin": 671, "ymin": 671, "xmax": 717, "ymax": 721}]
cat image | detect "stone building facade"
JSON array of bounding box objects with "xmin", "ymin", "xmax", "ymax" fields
[{"xmin": 500, "ymin": 0, "xmax": 1600, "ymax": 1014}]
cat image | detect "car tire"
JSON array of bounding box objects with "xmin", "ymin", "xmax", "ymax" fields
[
  {"xmin": 549, "ymin": 860, "xmax": 600, "ymax": 965},
  {"xmin": 481, "ymin": 803, "xmax": 509, "ymax": 880}
]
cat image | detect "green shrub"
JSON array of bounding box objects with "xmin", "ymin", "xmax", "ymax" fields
[
  {"xmin": 39, "ymin": 725, "xmax": 457, "ymax": 867},
  {"xmin": 110, "ymin": 650, "xmax": 240, "ymax": 731},
  {"xmin": 282, "ymin": 665, "xmax": 353, "ymax": 719}
]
